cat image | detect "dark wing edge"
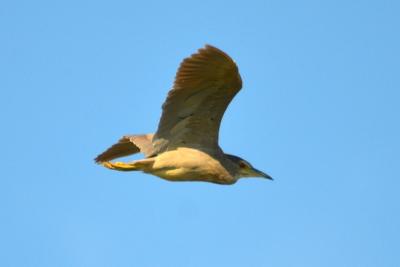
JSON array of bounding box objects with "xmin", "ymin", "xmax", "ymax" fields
[
  {"xmin": 94, "ymin": 134, "xmax": 154, "ymax": 163},
  {"xmin": 173, "ymin": 44, "xmax": 242, "ymax": 93}
]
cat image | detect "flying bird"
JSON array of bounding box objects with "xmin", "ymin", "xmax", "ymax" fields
[{"xmin": 95, "ymin": 45, "xmax": 272, "ymax": 184}]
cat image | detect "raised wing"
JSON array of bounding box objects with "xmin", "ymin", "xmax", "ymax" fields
[{"xmin": 152, "ymin": 45, "xmax": 242, "ymax": 154}]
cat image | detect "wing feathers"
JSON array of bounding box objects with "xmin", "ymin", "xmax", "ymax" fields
[
  {"xmin": 95, "ymin": 134, "xmax": 154, "ymax": 163},
  {"xmin": 153, "ymin": 45, "xmax": 242, "ymax": 154}
]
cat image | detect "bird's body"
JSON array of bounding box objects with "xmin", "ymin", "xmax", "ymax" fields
[
  {"xmin": 105, "ymin": 148, "xmax": 236, "ymax": 184},
  {"xmin": 96, "ymin": 45, "xmax": 272, "ymax": 184}
]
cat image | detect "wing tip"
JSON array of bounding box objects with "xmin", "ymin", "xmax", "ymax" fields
[
  {"xmin": 174, "ymin": 44, "xmax": 241, "ymax": 88},
  {"xmin": 94, "ymin": 155, "xmax": 105, "ymax": 164},
  {"xmin": 199, "ymin": 44, "xmax": 236, "ymax": 62}
]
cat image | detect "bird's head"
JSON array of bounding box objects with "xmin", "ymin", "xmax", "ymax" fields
[{"xmin": 225, "ymin": 154, "xmax": 273, "ymax": 180}]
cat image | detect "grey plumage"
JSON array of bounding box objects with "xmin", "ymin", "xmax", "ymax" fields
[
  {"xmin": 95, "ymin": 45, "xmax": 272, "ymax": 184},
  {"xmin": 95, "ymin": 134, "xmax": 154, "ymax": 162}
]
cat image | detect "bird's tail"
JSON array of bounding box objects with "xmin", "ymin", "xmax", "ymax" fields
[{"xmin": 94, "ymin": 133, "xmax": 154, "ymax": 163}]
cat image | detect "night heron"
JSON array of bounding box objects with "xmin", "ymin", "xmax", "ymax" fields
[{"xmin": 95, "ymin": 45, "xmax": 272, "ymax": 184}]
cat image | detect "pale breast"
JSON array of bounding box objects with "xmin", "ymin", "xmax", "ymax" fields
[{"xmin": 150, "ymin": 147, "xmax": 236, "ymax": 184}]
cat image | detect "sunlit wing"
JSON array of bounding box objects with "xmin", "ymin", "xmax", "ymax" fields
[{"xmin": 152, "ymin": 45, "xmax": 242, "ymax": 154}]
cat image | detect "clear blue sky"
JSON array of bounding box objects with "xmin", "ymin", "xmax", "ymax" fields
[{"xmin": 1, "ymin": 0, "xmax": 399, "ymax": 266}]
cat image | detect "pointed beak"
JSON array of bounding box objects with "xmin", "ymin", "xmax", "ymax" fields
[{"xmin": 252, "ymin": 168, "xmax": 273, "ymax": 180}]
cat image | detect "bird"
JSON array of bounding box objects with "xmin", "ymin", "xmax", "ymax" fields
[{"xmin": 95, "ymin": 45, "xmax": 272, "ymax": 185}]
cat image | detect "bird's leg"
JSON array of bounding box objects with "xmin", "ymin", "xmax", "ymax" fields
[
  {"xmin": 101, "ymin": 158, "xmax": 155, "ymax": 172},
  {"xmin": 102, "ymin": 161, "xmax": 139, "ymax": 171}
]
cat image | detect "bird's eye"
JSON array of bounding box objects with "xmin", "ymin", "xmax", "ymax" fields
[{"xmin": 239, "ymin": 162, "xmax": 247, "ymax": 169}]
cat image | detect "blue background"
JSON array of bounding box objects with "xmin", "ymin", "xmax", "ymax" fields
[{"xmin": 1, "ymin": 0, "xmax": 399, "ymax": 266}]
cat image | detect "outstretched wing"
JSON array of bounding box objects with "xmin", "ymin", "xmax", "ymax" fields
[{"xmin": 152, "ymin": 45, "xmax": 242, "ymax": 154}]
